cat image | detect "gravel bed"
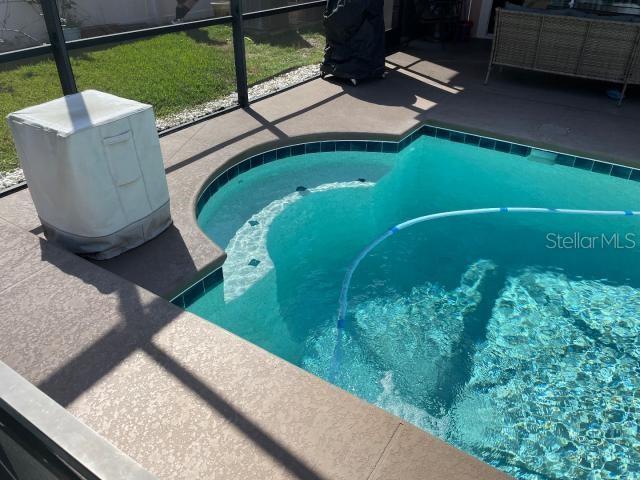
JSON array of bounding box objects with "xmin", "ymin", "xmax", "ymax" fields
[
  {"xmin": 1, "ymin": 64, "xmax": 320, "ymax": 192},
  {"xmin": 156, "ymin": 64, "xmax": 320, "ymax": 131},
  {"xmin": 0, "ymin": 168, "xmax": 25, "ymax": 191}
]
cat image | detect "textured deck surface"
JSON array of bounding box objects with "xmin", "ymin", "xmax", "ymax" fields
[{"xmin": 0, "ymin": 41, "xmax": 638, "ymax": 479}]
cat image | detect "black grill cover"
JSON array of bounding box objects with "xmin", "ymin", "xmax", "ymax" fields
[{"xmin": 321, "ymin": 0, "xmax": 386, "ymax": 80}]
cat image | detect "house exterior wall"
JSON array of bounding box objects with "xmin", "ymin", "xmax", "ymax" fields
[
  {"xmin": 0, "ymin": 0, "xmax": 48, "ymax": 51},
  {"xmin": 468, "ymin": 0, "xmax": 487, "ymax": 36}
]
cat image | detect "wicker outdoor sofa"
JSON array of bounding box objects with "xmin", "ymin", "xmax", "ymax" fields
[{"xmin": 485, "ymin": 7, "xmax": 640, "ymax": 104}]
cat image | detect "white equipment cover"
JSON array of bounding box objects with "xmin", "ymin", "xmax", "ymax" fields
[{"xmin": 7, "ymin": 90, "xmax": 171, "ymax": 259}]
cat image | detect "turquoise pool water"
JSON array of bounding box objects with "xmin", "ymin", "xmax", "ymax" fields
[{"xmin": 193, "ymin": 135, "xmax": 640, "ymax": 479}]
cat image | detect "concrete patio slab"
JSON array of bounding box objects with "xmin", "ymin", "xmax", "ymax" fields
[
  {"xmin": 369, "ymin": 423, "xmax": 512, "ymax": 480},
  {"xmin": 0, "ymin": 219, "xmax": 61, "ymax": 292},
  {"xmin": 0, "ymin": 188, "xmax": 41, "ymax": 233},
  {"xmin": 0, "ymin": 225, "xmax": 169, "ymax": 390}
]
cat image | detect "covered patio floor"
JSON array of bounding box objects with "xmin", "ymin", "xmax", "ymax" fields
[{"xmin": 0, "ymin": 41, "xmax": 638, "ymax": 479}]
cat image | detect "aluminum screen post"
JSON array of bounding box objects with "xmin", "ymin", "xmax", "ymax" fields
[
  {"xmin": 231, "ymin": 0, "xmax": 249, "ymax": 108},
  {"xmin": 40, "ymin": 0, "xmax": 77, "ymax": 95}
]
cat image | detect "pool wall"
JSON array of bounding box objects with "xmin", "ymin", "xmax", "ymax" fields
[{"xmin": 172, "ymin": 123, "xmax": 640, "ymax": 309}]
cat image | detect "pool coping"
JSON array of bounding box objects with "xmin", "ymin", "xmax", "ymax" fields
[{"xmin": 172, "ymin": 121, "xmax": 640, "ymax": 308}]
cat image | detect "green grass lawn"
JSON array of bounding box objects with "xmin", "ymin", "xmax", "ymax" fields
[{"xmin": 0, "ymin": 25, "xmax": 324, "ymax": 173}]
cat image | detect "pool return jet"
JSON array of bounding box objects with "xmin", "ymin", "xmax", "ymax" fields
[{"xmin": 331, "ymin": 207, "xmax": 640, "ymax": 376}]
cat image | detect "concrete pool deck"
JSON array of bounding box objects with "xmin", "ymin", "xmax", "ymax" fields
[{"xmin": 0, "ymin": 41, "xmax": 638, "ymax": 478}]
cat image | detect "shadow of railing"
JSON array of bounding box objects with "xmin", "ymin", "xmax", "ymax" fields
[
  {"xmin": 164, "ymin": 89, "xmax": 347, "ymax": 175},
  {"xmin": 36, "ymin": 243, "xmax": 327, "ymax": 480}
]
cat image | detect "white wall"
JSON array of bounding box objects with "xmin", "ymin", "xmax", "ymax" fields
[
  {"xmin": 470, "ymin": 0, "xmax": 495, "ymax": 38},
  {"xmin": 72, "ymin": 0, "xmax": 214, "ymax": 30},
  {"xmin": 0, "ymin": 0, "xmax": 48, "ymax": 51},
  {"xmin": 0, "ymin": 0, "xmax": 215, "ymax": 51}
]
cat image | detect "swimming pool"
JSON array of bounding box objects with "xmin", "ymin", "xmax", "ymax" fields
[{"xmin": 179, "ymin": 126, "xmax": 640, "ymax": 480}]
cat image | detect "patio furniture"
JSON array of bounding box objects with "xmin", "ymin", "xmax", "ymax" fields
[
  {"xmin": 484, "ymin": 7, "xmax": 640, "ymax": 104},
  {"xmin": 418, "ymin": 0, "xmax": 464, "ymax": 42},
  {"xmin": 322, "ymin": 0, "xmax": 386, "ymax": 84}
]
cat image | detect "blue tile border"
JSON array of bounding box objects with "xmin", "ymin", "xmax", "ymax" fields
[
  {"xmin": 171, "ymin": 267, "xmax": 223, "ymax": 308},
  {"xmin": 494, "ymin": 140, "xmax": 511, "ymax": 153},
  {"xmin": 574, "ymin": 157, "xmax": 594, "ymax": 171},
  {"xmin": 181, "ymin": 124, "xmax": 640, "ymax": 306},
  {"xmin": 382, "ymin": 141, "xmax": 397, "ymax": 153},
  {"xmin": 291, "ymin": 144, "xmax": 305, "ymax": 156},
  {"xmin": 435, "ymin": 129, "xmax": 451, "ymax": 140},
  {"xmin": 321, "ymin": 141, "xmax": 336, "ymax": 152},
  {"xmin": 511, "ymin": 144, "xmax": 531, "ymax": 157},
  {"xmin": 479, "ymin": 137, "xmax": 496, "ymax": 150},
  {"xmin": 592, "ymin": 160, "xmax": 613, "ymax": 175},
  {"xmin": 555, "ymin": 154, "xmax": 574, "ymax": 167},
  {"xmin": 350, "ymin": 141, "xmax": 367, "ymax": 152},
  {"xmin": 336, "ymin": 141, "xmax": 350, "ymax": 151},
  {"xmin": 277, "ymin": 146, "xmax": 291, "ymax": 159},
  {"xmin": 263, "ymin": 149, "xmax": 277, "ymax": 163},
  {"xmin": 305, "ymin": 142, "xmax": 321, "ymax": 153},
  {"xmin": 450, "ymin": 131, "xmax": 465, "ymax": 143},
  {"xmin": 611, "ymin": 165, "xmax": 632, "ymax": 179},
  {"xmin": 422, "ymin": 126, "xmax": 436, "ymax": 137},
  {"xmin": 195, "ymin": 127, "xmax": 640, "ymax": 216},
  {"xmin": 464, "ymin": 134, "xmax": 480, "ymax": 146},
  {"xmin": 367, "ymin": 141, "xmax": 382, "ymax": 152}
]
